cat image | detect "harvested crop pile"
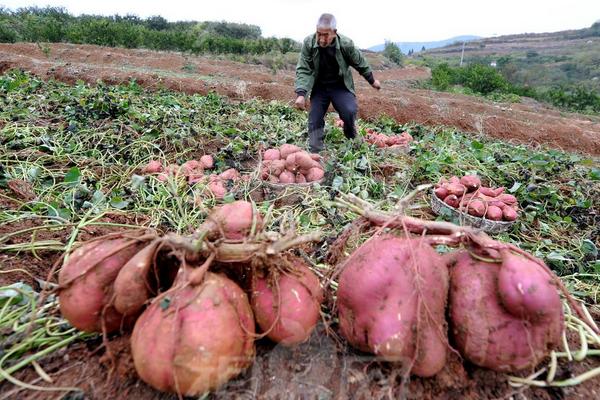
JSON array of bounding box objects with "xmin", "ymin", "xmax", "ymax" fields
[
  {"xmin": 365, "ymin": 128, "xmax": 413, "ymax": 149},
  {"xmin": 141, "ymin": 156, "xmax": 214, "ymax": 184},
  {"xmin": 141, "ymin": 157, "xmax": 247, "ymax": 199},
  {"xmin": 434, "ymin": 174, "xmax": 519, "ymax": 221},
  {"xmin": 260, "ymin": 144, "xmax": 324, "ymax": 184},
  {"xmin": 55, "ymin": 200, "xmax": 323, "ymax": 395},
  {"xmin": 331, "ymin": 192, "xmax": 595, "ymax": 379}
]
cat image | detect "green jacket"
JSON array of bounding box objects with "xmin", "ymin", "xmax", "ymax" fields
[{"xmin": 295, "ymin": 33, "xmax": 373, "ymax": 96}]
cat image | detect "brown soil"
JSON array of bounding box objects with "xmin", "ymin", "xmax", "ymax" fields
[
  {"xmin": 1, "ymin": 43, "xmax": 599, "ymax": 156},
  {"xmin": 2, "ymin": 320, "xmax": 599, "ymax": 400}
]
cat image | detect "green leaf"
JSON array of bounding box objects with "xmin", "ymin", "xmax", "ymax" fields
[
  {"xmin": 508, "ymin": 182, "xmax": 522, "ymax": 193},
  {"xmin": 130, "ymin": 174, "xmax": 146, "ymax": 191},
  {"xmin": 0, "ymin": 282, "xmax": 33, "ymax": 306},
  {"xmin": 332, "ymin": 176, "xmax": 344, "ymax": 191},
  {"xmin": 47, "ymin": 202, "xmax": 71, "ymax": 221},
  {"xmin": 110, "ymin": 196, "xmax": 129, "ymax": 209},
  {"xmin": 581, "ymin": 240, "xmax": 598, "ymax": 258},
  {"xmin": 27, "ymin": 166, "xmax": 41, "ymax": 181},
  {"xmin": 590, "ymin": 168, "xmax": 600, "ymax": 181},
  {"xmin": 91, "ymin": 190, "xmax": 106, "ymax": 205},
  {"xmin": 223, "ymin": 193, "xmax": 235, "ymax": 203},
  {"xmin": 63, "ymin": 167, "xmax": 81, "ymax": 186},
  {"xmin": 546, "ymin": 251, "xmax": 570, "ymax": 261},
  {"xmin": 471, "ymin": 140, "xmax": 484, "ymax": 150}
]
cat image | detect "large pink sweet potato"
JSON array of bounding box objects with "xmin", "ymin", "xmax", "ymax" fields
[
  {"xmin": 131, "ymin": 271, "xmax": 255, "ymax": 396},
  {"xmin": 58, "ymin": 237, "xmax": 145, "ymax": 332},
  {"xmin": 251, "ymin": 256, "xmax": 323, "ymax": 346},
  {"xmin": 337, "ymin": 235, "xmax": 449, "ymax": 377},
  {"xmin": 199, "ymin": 200, "xmax": 262, "ymax": 240},
  {"xmin": 497, "ymin": 250, "xmax": 562, "ymax": 322},
  {"xmin": 449, "ymin": 251, "xmax": 563, "ymax": 372}
]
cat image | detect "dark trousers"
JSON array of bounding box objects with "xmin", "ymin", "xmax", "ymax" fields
[{"xmin": 308, "ymin": 84, "xmax": 357, "ymax": 153}]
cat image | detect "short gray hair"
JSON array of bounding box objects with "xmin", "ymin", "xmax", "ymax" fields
[{"xmin": 317, "ymin": 13, "xmax": 336, "ymax": 30}]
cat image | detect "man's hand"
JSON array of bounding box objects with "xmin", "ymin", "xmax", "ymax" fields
[
  {"xmin": 371, "ymin": 80, "xmax": 381, "ymax": 90},
  {"xmin": 294, "ymin": 95, "xmax": 306, "ymax": 109}
]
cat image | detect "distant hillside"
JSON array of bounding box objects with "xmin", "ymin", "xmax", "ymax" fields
[
  {"xmin": 417, "ymin": 22, "xmax": 600, "ymax": 90},
  {"xmin": 368, "ymin": 35, "xmax": 480, "ymax": 54}
]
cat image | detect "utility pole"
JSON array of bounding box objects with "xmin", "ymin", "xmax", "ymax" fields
[{"xmin": 459, "ymin": 41, "xmax": 466, "ymax": 66}]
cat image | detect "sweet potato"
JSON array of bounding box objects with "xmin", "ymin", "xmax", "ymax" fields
[
  {"xmin": 449, "ymin": 251, "xmax": 563, "ymax": 372},
  {"xmin": 268, "ymin": 175, "xmax": 280, "ymax": 183},
  {"xmin": 445, "ymin": 183, "xmax": 467, "ymax": 197},
  {"xmin": 251, "ymin": 256, "xmax": 323, "ymax": 345},
  {"xmin": 200, "ymin": 200, "xmax": 262, "ymax": 240},
  {"xmin": 219, "ymin": 168, "xmax": 240, "ymax": 181},
  {"xmin": 497, "ymin": 193, "xmax": 517, "ymax": 205},
  {"xmin": 305, "ymin": 167, "xmax": 324, "ymax": 183},
  {"xmin": 502, "ymin": 206, "xmax": 518, "ymax": 221},
  {"xmin": 479, "ymin": 187, "xmax": 497, "ymax": 197},
  {"xmin": 200, "ymin": 155, "xmax": 214, "ymax": 169},
  {"xmin": 467, "ymin": 199, "xmax": 486, "ymax": 217},
  {"xmin": 434, "ymin": 187, "xmax": 449, "ymax": 200},
  {"xmin": 263, "ymin": 149, "xmax": 280, "ymax": 161},
  {"xmin": 142, "ymin": 160, "xmax": 163, "ymax": 174},
  {"xmin": 295, "ymin": 151, "xmax": 320, "ymax": 170},
  {"xmin": 280, "ymin": 144, "xmax": 302, "ymax": 159},
  {"xmin": 58, "ymin": 237, "xmax": 144, "ymax": 332},
  {"xmin": 208, "ymin": 179, "xmax": 227, "ymax": 199},
  {"xmin": 484, "ymin": 205, "xmax": 503, "ymax": 221},
  {"xmin": 157, "ymin": 173, "xmax": 168, "ymax": 182},
  {"xmin": 295, "ymin": 173, "xmax": 307, "ymax": 184},
  {"xmin": 181, "ymin": 160, "xmax": 202, "ymax": 175},
  {"xmin": 113, "ymin": 240, "xmax": 173, "ymax": 317},
  {"xmin": 460, "ymin": 175, "xmax": 481, "ymax": 192},
  {"xmin": 497, "ymin": 250, "xmax": 562, "ymax": 322},
  {"xmin": 444, "ymin": 194, "xmax": 460, "ymax": 208},
  {"xmin": 131, "ymin": 271, "xmax": 255, "ymax": 396},
  {"xmin": 279, "ymin": 171, "xmax": 295, "ymax": 184},
  {"xmin": 337, "ymin": 235, "xmax": 449, "ymax": 377}
]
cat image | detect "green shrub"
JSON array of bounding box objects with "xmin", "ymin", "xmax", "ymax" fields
[
  {"xmin": 458, "ymin": 64, "xmax": 508, "ymax": 94},
  {"xmin": 383, "ymin": 40, "xmax": 404, "ymax": 65},
  {"xmin": 431, "ymin": 63, "xmax": 454, "ymax": 90}
]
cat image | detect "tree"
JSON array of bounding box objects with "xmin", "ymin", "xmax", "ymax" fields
[{"xmin": 383, "ymin": 40, "xmax": 404, "ymax": 65}]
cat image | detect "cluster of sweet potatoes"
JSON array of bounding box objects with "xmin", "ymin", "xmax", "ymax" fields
[
  {"xmin": 57, "ymin": 201, "xmax": 323, "ymax": 396},
  {"xmin": 334, "ymin": 196, "xmax": 566, "ymax": 378},
  {"xmin": 434, "ymin": 174, "xmax": 519, "ymax": 221},
  {"xmin": 141, "ymin": 157, "xmax": 247, "ymax": 199},
  {"xmin": 261, "ymin": 144, "xmax": 324, "ymax": 184},
  {"xmin": 365, "ymin": 127, "xmax": 413, "ymax": 149}
]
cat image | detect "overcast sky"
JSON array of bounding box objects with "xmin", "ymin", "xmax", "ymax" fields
[{"xmin": 2, "ymin": 0, "xmax": 599, "ymax": 48}]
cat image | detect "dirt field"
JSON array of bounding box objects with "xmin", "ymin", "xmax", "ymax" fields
[
  {"xmin": 1, "ymin": 42, "xmax": 599, "ymax": 156},
  {"xmin": 1, "ymin": 43, "xmax": 600, "ymax": 400}
]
